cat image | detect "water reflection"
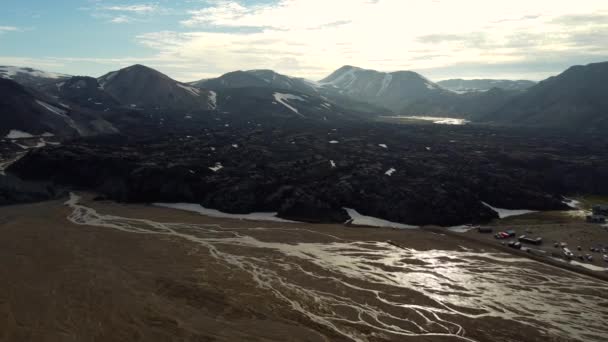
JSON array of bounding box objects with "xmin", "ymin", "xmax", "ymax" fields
[{"xmin": 65, "ymin": 193, "xmax": 608, "ymax": 342}]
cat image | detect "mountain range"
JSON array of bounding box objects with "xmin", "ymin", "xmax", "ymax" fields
[
  {"xmin": 3, "ymin": 61, "xmax": 608, "ymax": 226},
  {"xmin": 1, "ymin": 61, "xmax": 607, "ymax": 139},
  {"xmin": 437, "ymin": 79, "xmax": 536, "ymax": 93}
]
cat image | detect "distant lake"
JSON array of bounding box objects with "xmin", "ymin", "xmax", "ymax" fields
[{"xmin": 382, "ymin": 116, "xmax": 470, "ymax": 125}]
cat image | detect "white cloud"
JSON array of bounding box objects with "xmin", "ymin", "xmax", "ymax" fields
[
  {"xmin": 132, "ymin": 0, "xmax": 608, "ymax": 80},
  {"xmin": 4, "ymin": 0, "xmax": 607, "ymax": 82},
  {"xmin": 0, "ymin": 26, "xmax": 20, "ymax": 33},
  {"xmin": 103, "ymin": 4, "xmax": 158, "ymax": 13},
  {"xmin": 110, "ymin": 16, "xmax": 132, "ymax": 24},
  {"xmin": 85, "ymin": 3, "xmax": 162, "ymax": 24}
]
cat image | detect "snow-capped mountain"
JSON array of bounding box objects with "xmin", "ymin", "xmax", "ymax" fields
[
  {"xmin": 437, "ymin": 79, "xmax": 535, "ymax": 93},
  {"xmin": 0, "ymin": 66, "xmax": 70, "ymax": 88},
  {"xmin": 319, "ymin": 66, "xmax": 447, "ymax": 112},
  {"xmin": 98, "ymin": 64, "xmax": 216, "ymax": 112}
]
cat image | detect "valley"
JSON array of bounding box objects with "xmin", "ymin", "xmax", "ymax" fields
[{"xmin": 1, "ymin": 60, "xmax": 608, "ymax": 342}]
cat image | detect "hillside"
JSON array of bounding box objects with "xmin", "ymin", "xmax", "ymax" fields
[
  {"xmin": 477, "ymin": 62, "xmax": 608, "ymax": 131},
  {"xmin": 98, "ymin": 64, "xmax": 216, "ymax": 112},
  {"xmin": 438, "ymin": 79, "xmax": 535, "ymax": 93},
  {"xmin": 318, "ymin": 66, "xmax": 448, "ymax": 112}
]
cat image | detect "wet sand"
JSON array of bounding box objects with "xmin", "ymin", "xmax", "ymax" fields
[{"xmin": 1, "ymin": 195, "xmax": 608, "ymax": 342}]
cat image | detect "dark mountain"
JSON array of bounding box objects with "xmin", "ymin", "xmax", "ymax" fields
[
  {"xmin": 192, "ymin": 70, "xmax": 269, "ymax": 90},
  {"xmin": 39, "ymin": 76, "xmax": 121, "ymax": 110},
  {"xmin": 401, "ymin": 88, "xmax": 520, "ymax": 119},
  {"xmin": 476, "ymin": 62, "xmax": 608, "ymax": 131},
  {"xmin": 98, "ymin": 64, "xmax": 215, "ymax": 112},
  {"xmin": 213, "ymin": 87, "xmax": 351, "ymax": 122},
  {"xmin": 0, "ymin": 78, "xmax": 117, "ymax": 138},
  {"xmin": 247, "ymin": 69, "xmax": 319, "ymax": 94},
  {"xmin": 0, "ymin": 66, "xmax": 70, "ymax": 88},
  {"xmin": 193, "ymin": 69, "xmax": 318, "ymax": 95},
  {"xmin": 438, "ymin": 79, "xmax": 535, "ymax": 93},
  {"xmin": 194, "ymin": 69, "xmax": 390, "ymax": 117},
  {"xmin": 319, "ymin": 65, "xmax": 448, "ymax": 112}
]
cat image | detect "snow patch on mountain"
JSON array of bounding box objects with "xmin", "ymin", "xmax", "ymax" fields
[
  {"xmin": 209, "ymin": 162, "xmax": 223, "ymax": 172},
  {"xmin": 208, "ymin": 90, "xmax": 217, "ymax": 109},
  {"xmin": 323, "ymin": 67, "xmax": 359, "ymax": 88},
  {"xmin": 5, "ymin": 130, "xmax": 34, "ymax": 139},
  {"xmin": 176, "ymin": 83, "xmax": 200, "ymax": 97},
  {"xmin": 0, "ymin": 66, "xmax": 67, "ymax": 80},
  {"xmin": 377, "ymin": 74, "xmax": 393, "ymax": 96},
  {"xmin": 273, "ymin": 93, "xmax": 306, "ymax": 117},
  {"xmin": 36, "ymin": 100, "xmax": 68, "ymax": 117},
  {"xmin": 481, "ymin": 202, "xmax": 537, "ymax": 218},
  {"xmin": 153, "ymin": 203, "xmax": 295, "ymax": 223},
  {"xmin": 344, "ymin": 208, "xmax": 417, "ymax": 229}
]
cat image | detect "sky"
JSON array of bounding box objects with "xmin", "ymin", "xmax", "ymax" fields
[{"xmin": 1, "ymin": 0, "xmax": 607, "ymax": 82}]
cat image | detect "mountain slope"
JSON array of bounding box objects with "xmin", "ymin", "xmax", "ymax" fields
[
  {"xmin": 477, "ymin": 62, "xmax": 608, "ymax": 131},
  {"xmin": 192, "ymin": 70, "xmax": 269, "ymax": 90},
  {"xmin": 401, "ymin": 88, "xmax": 520, "ymax": 119},
  {"xmin": 40, "ymin": 76, "xmax": 121, "ymax": 110},
  {"xmin": 195, "ymin": 69, "xmax": 390, "ymax": 117},
  {"xmin": 0, "ymin": 66, "xmax": 70, "ymax": 88},
  {"xmin": 0, "ymin": 78, "xmax": 117, "ymax": 138},
  {"xmin": 319, "ymin": 66, "xmax": 447, "ymax": 112},
  {"xmin": 193, "ymin": 69, "xmax": 318, "ymax": 95},
  {"xmin": 212, "ymin": 87, "xmax": 354, "ymax": 122},
  {"xmin": 438, "ymin": 79, "xmax": 535, "ymax": 93},
  {"xmin": 98, "ymin": 64, "xmax": 215, "ymax": 112}
]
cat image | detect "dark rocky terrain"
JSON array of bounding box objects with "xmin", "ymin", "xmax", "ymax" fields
[{"xmin": 9, "ymin": 120, "xmax": 608, "ymax": 226}]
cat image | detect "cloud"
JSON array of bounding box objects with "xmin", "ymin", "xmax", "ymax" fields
[
  {"xmin": 102, "ymin": 4, "xmax": 158, "ymax": 13},
  {"xmin": 0, "ymin": 26, "xmax": 20, "ymax": 34},
  {"xmin": 110, "ymin": 16, "xmax": 133, "ymax": 24},
  {"xmin": 128, "ymin": 0, "xmax": 608, "ymax": 81},
  {"xmin": 6, "ymin": 0, "xmax": 608, "ymax": 82},
  {"xmin": 85, "ymin": 3, "xmax": 162, "ymax": 24}
]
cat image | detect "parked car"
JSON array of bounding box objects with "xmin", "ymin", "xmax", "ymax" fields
[
  {"xmin": 495, "ymin": 232, "xmax": 510, "ymax": 239},
  {"xmin": 563, "ymin": 248, "xmax": 574, "ymax": 259},
  {"xmin": 519, "ymin": 235, "xmax": 542, "ymax": 245},
  {"xmin": 508, "ymin": 241, "xmax": 522, "ymax": 249}
]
